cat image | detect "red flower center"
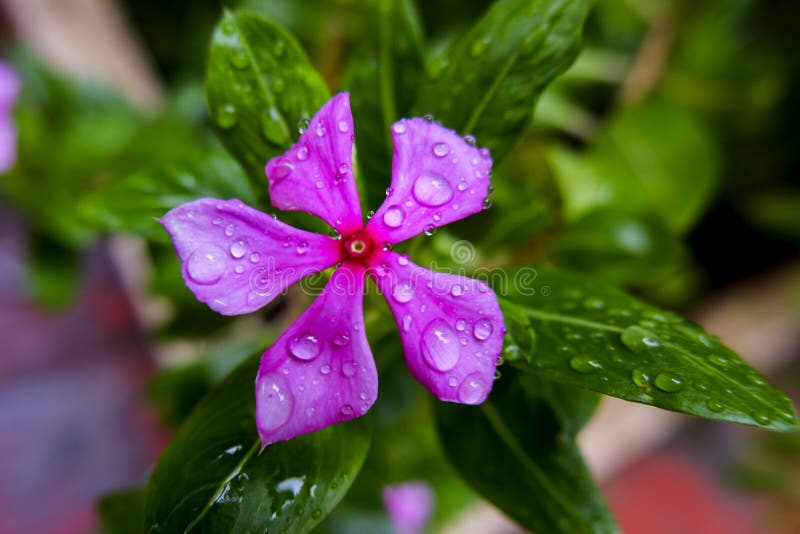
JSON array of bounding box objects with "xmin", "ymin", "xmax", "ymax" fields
[{"xmin": 341, "ymin": 229, "xmax": 379, "ymax": 264}]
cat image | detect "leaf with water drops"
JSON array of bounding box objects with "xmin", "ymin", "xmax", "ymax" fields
[
  {"xmin": 500, "ymin": 268, "xmax": 800, "ymax": 431},
  {"xmin": 342, "ymin": 0, "xmax": 425, "ymax": 208},
  {"xmin": 144, "ymin": 350, "xmax": 372, "ymax": 533},
  {"xmin": 414, "ymin": 0, "xmax": 592, "ymax": 162},
  {"xmin": 205, "ymin": 9, "xmax": 329, "ymax": 202},
  {"xmin": 436, "ymin": 370, "xmax": 618, "ymax": 534}
]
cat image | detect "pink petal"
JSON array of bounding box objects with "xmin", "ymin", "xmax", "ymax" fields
[
  {"xmin": 265, "ymin": 93, "xmax": 363, "ymax": 234},
  {"xmin": 367, "ymin": 118, "xmax": 493, "ymax": 244},
  {"xmin": 255, "ymin": 265, "xmax": 377, "ymax": 446},
  {"xmin": 0, "ymin": 61, "xmax": 20, "ymax": 110},
  {"xmin": 369, "ymin": 251, "xmax": 504, "ymax": 404},
  {"xmin": 161, "ymin": 198, "xmax": 341, "ymax": 315},
  {"xmin": 382, "ymin": 482, "xmax": 434, "ymax": 534}
]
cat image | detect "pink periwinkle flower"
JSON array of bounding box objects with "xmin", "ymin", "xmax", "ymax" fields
[
  {"xmin": 162, "ymin": 93, "xmax": 504, "ymax": 446},
  {"xmin": 0, "ymin": 61, "xmax": 20, "ymax": 173},
  {"xmin": 383, "ymin": 482, "xmax": 434, "ymax": 534}
]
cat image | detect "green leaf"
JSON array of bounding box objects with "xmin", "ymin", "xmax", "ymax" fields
[
  {"xmin": 549, "ymin": 209, "xmax": 686, "ymax": 285},
  {"xmin": 549, "ymin": 99, "xmax": 721, "ymax": 234},
  {"xmin": 500, "ymin": 268, "xmax": 800, "ymax": 431},
  {"xmin": 78, "ymin": 151, "xmax": 256, "ymax": 243},
  {"xmin": 97, "ymin": 487, "xmax": 146, "ymax": 534},
  {"xmin": 436, "ymin": 370, "xmax": 617, "ymax": 534},
  {"xmin": 414, "ymin": 0, "xmax": 592, "ymax": 161},
  {"xmin": 343, "ymin": 0, "xmax": 425, "ymax": 209},
  {"xmin": 205, "ymin": 9, "xmax": 329, "ymax": 201},
  {"xmin": 144, "ymin": 351, "xmax": 372, "ymax": 532}
]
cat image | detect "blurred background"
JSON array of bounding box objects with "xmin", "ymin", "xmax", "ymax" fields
[{"xmin": 0, "ymin": 0, "xmax": 799, "ymax": 533}]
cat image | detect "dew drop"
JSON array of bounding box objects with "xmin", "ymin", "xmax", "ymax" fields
[
  {"xmin": 234, "ymin": 265, "xmax": 245, "ymax": 274},
  {"xmin": 392, "ymin": 122, "xmax": 407, "ymax": 134},
  {"xmin": 319, "ymin": 364, "xmax": 331, "ymax": 375},
  {"xmin": 366, "ymin": 210, "xmax": 375, "ymax": 220},
  {"xmin": 402, "ymin": 314, "xmax": 413, "ymax": 333},
  {"xmin": 342, "ymin": 360, "xmax": 357, "ymax": 377},
  {"xmin": 296, "ymin": 241, "xmax": 309, "ymax": 255},
  {"xmin": 392, "ymin": 282, "xmax": 415, "ymax": 303},
  {"xmin": 340, "ymin": 404, "xmax": 354, "ymax": 417},
  {"xmin": 470, "ymin": 36, "xmax": 491, "ymax": 57},
  {"xmin": 289, "ymin": 335, "xmax": 322, "ymax": 361},
  {"xmin": 463, "ymin": 134, "xmax": 477, "ymax": 146},
  {"xmin": 654, "ymin": 373, "xmax": 684, "ymax": 392},
  {"xmin": 754, "ymin": 413, "xmax": 771, "ymax": 425},
  {"xmin": 421, "ymin": 319, "xmax": 460, "ymax": 371},
  {"xmin": 383, "ymin": 205, "xmax": 405, "ymax": 228},
  {"xmin": 423, "ymin": 224, "xmax": 437, "ymax": 236},
  {"xmin": 472, "ymin": 319, "xmax": 493, "ymax": 340},
  {"xmin": 413, "ymin": 171, "xmax": 454, "ymax": 207},
  {"xmin": 569, "ymin": 356, "xmax": 602, "ymax": 373},
  {"xmin": 217, "ymin": 104, "xmax": 238, "ymax": 129},
  {"xmin": 451, "ymin": 284, "xmax": 463, "ymax": 297},
  {"xmin": 296, "ymin": 145, "xmax": 309, "ymax": 161},
  {"xmin": 708, "ymin": 354, "xmax": 729, "ymax": 367},
  {"xmin": 250, "ymin": 252, "xmax": 260, "ymax": 263},
  {"xmin": 256, "ymin": 374, "xmax": 293, "ymax": 432},
  {"xmin": 305, "ymin": 407, "xmax": 316, "ymax": 417},
  {"xmin": 457, "ymin": 373, "xmax": 486, "ymax": 404},
  {"xmin": 397, "ymin": 254, "xmax": 409, "ymax": 266},
  {"xmin": 707, "ymin": 400, "xmax": 725, "ymax": 412},
  {"xmin": 621, "ymin": 326, "xmax": 662, "ymax": 353},
  {"xmin": 186, "ymin": 244, "xmax": 227, "ymax": 285},
  {"xmin": 337, "ymin": 119, "xmax": 350, "ymax": 133},
  {"xmin": 230, "ymin": 239, "xmax": 247, "ymax": 259},
  {"xmin": 333, "ymin": 333, "xmax": 351, "ymax": 347},
  {"xmin": 632, "ymin": 368, "xmax": 651, "ymax": 388},
  {"xmin": 448, "ymin": 376, "xmax": 458, "ymax": 388},
  {"xmin": 432, "ymin": 142, "xmax": 449, "ymax": 158},
  {"xmin": 228, "ymin": 47, "xmax": 250, "ymax": 69}
]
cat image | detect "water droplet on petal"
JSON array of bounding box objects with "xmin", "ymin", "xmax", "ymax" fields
[
  {"xmin": 448, "ymin": 376, "xmax": 458, "ymax": 388},
  {"xmin": 402, "ymin": 314, "xmax": 413, "ymax": 333},
  {"xmin": 654, "ymin": 373, "xmax": 684, "ymax": 392},
  {"xmin": 230, "ymin": 239, "xmax": 247, "ymax": 258},
  {"xmin": 297, "ymin": 118, "xmax": 310, "ymax": 133},
  {"xmin": 342, "ymin": 361, "xmax": 357, "ymax": 377},
  {"xmin": 392, "ymin": 122, "xmax": 407, "ymax": 134},
  {"xmin": 340, "ymin": 404, "xmax": 354, "ymax": 417},
  {"xmin": 186, "ymin": 244, "xmax": 227, "ymax": 285},
  {"xmin": 455, "ymin": 319, "xmax": 467, "ymax": 332},
  {"xmin": 423, "ymin": 224, "xmax": 437, "ymax": 236},
  {"xmin": 256, "ymin": 374, "xmax": 293, "ymax": 432},
  {"xmin": 337, "ymin": 119, "xmax": 350, "ymax": 133},
  {"xmin": 333, "ymin": 333, "xmax": 351, "ymax": 347},
  {"xmin": 383, "ymin": 205, "xmax": 405, "ymax": 228},
  {"xmin": 421, "ymin": 319, "xmax": 460, "ymax": 371},
  {"xmin": 451, "ymin": 284, "xmax": 463, "ymax": 297},
  {"xmin": 234, "ymin": 265, "xmax": 245, "ymax": 274},
  {"xmin": 305, "ymin": 407, "xmax": 316, "ymax": 417},
  {"xmin": 472, "ymin": 319, "xmax": 493, "ymax": 340},
  {"xmin": 296, "ymin": 241, "xmax": 309, "ymax": 255},
  {"xmin": 366, "ymin": 210, "xmax": 375, "ymax": 220},
  {"xmin": 457, "ymin": 373, "xmax": 486, "ymax": 404},
  {"xmin": 319, "ymin": 364, "xmax": 331, "ymax": 375},
  {"xmin": 250, "ymin": 252, "xmax": 260, "ymax": 263},
  {"xmin": 296, "ymin": 145, "xmax": 309, "ymax": 161},
  {"xmin": 463, "ymin": 134, "xmax": 477, "ymax": 146},
  {"xmin": 397, "ymin": 254, "xmax": 409, "ymax": 266},
  {"xmin": 392, "ymin": 282, "xmax": 415, "ymax": 303},
  {"xmin": 413, "ymin": 171, "xmax": 454, "ymax": 207},
  {"xmin": 289, "ymin": 334, "xmax": 321, "ymax": 361},
  {"xmin": 433, "ymin": 142, "xmax": 449, "ymax": 157}
]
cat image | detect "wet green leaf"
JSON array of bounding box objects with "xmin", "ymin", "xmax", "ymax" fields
[
  {"xmin": 144, "ymin": 351, "xmax": 372, "ymax": 532},
  {"xmin": 500, "ymin": 268, "xmax": 800, "ymax": 431},
  {"xmin": 205, "ymin": 9, "xmax": 329, "ymax": 201},
  {"xmin": 436, "ymin": 370, "xmax": 616, "ymax": 533},
  {"xmin": 97, "ymin": 487, "xmax": 146, "ymax": 534},
  {"xmin": 414, "ymin": 0, "xmax": 592, "ymax": 161}
]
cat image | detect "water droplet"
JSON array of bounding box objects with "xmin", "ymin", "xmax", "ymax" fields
[
  {"xmin": 296, "ymin": 145, "xmax": 309, "ymax": 161},
  {"xmin": 186, "ymin": 245, "xmax": 227, "ymax": 285},
  {"xmin": 392, "ymin": 281, "xmax": 415, "ymax": 303},
  {"xmin": 397, "ymin": 254, "xmax": 409, "ymax": 266},
  {"xmin": 337, "ymin": 119, "xmax": 350, "ymax": 133},
  {"xmin": 297, "ymin": 118, "xmax": 310, "ymax": 133},
  {"xmin": 621, "ymin": 326, "xmax": 662, "ymax": 353},
  {"xmin": 654, "ymin": 373, "xmax": 684, "ymax": 392},
  {"xmin": 708, "ymin": 354, "xmax": 729, "ymax": 367},
  {"xmin": 457, "ymin": 373, "xmax": 486, "ymax": 404},
  {"xmin": 234, "ymin": 265, "xmax": 245, "ymax": 274},
  {"xmin": 296, "ymin": 241, "xmax": 309, "ymax": 255},
  {"xmin": 754, "ymin": 413, "xmax": 771, "ymax": 425},
  {"xmin": 707, "ymin": 400, "xmax": 725, "ymax": 412},
  {"xmin": 473, "ymin": 319, "xmax": 493, "ymax": 340},
  {"xmin": 366, "ymin": 210, "xmax": 375, "ymax": 220},
  {"xmin": 392, "ymin": 122, "xmax": 407, "ymax": 134},
  {"xmin": 583, "ymin": 298, "xmax": 605, "ymax": 310},
  {"xmin": 340, "ymin": 404, "xmax": 354, "ymax": 417},
  {"xmin": 230, "ymin": 239, "xmax": 247, "ymax": 258},
  {"xmin": 333, "ymin": 333, "xmax": 351, "ymax": 347},
  {"xmin": 632, "ymin": 368, "xmax": 651, "ymax": 388},
  {"xmin": 402, "ymin": 314, "xmax": 413, "ymax": 333},
  {"xmin": 421, "ymin": 319, "xmax": 460, "ymax": 371},
  {"xmin": 423, "ymin": 224, "xmax": 437, "ymax": 236},
  {"xmin": 413, "ymin": 171, "xmax": 454, "ymax": 207},
  {"xmin": 482, "ymin": 197, "xmax": 493, "ymax": 210},
  {"xmin": 217, "ymin": 104, "xmax": 238, "ymax": 129},
  {"xmin": 305, "ymin": 407, "xmax": 316, "ymax": 417},
  {"xmin": 749, "ymin": 373, "xmax": 766, "ymax": 386},
  {"xmin": 448, "ymin": 376, "xmax": 458, "ymax": 387},
  {"xmin": 385, "ymin": 187, "xmax": 394, "ymax": 196},
  {"xmin": 470, "ymin": 36, "xmax": 491, "ymax": 57},
  {"xmin": 432, "ymin": 142, "xmax": 449, "ymax": 157},
  {"xmin": 342, "ymin": 360, "xmax": 357, "ymax": 377},
  {"xmin": 569, "ymin": 356, "xmax": 602, "ymax": 373},
  {"xmin": 289, "ymin": 334, "xmax": 321, "ymax": 361},
  {"xmin": 229, "ymin": 47, "xmax": 250, "ymax": 68},
  {"xmin": 311, "ymin": 509, "xmax": 322, "ymax": 520},
  {"xmin": 463, "ymin": 134, "xmax": 477, "ymax": 146},
  {"xmin": 271, "ymin": 161, "xmax": 294, "ymax": 183},
  {"xmin": 451, "ymin": 284, "xmax": 463, "ymax": 297},
  {"xmin": 250, "ymin": 252, "xmax": 260, "ymax": 263},
  {"xmin": 315, "ymin": 180, "xmax": 324, "ymax": 189},
  {"xmin": 256, "ymin": 374, "xmax": 293, "ymax": 432}
]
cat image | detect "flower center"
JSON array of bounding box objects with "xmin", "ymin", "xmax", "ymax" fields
[{"xmin": 341, "ymin": 230, "xmax": 376, "ymax": 263}]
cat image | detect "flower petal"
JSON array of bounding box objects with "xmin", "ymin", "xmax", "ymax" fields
[
  {"xmin": 255, "ymin": 265, "xmax": 377, "ymax": 446},
  {"xmin": 369, "ymin": 251, "xmax": 504, "ymax": 404},
  {"xmin": 367, "ymin": 118, "xmax": 493, "ymax": 243},
  {"xmin": 265, "ymin": 93, "xmax": 363, "ymax": 233},
  {"xmin": 0, "ymin": 61, "xmax": 20, "ymax": 110},
  {"xmin": 162, "ymin": 198, "xmax": 340, "ymax": 315},
  {"xmin": 382, "ymin": 482, "xmax": 434, "ymax": 534}
]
